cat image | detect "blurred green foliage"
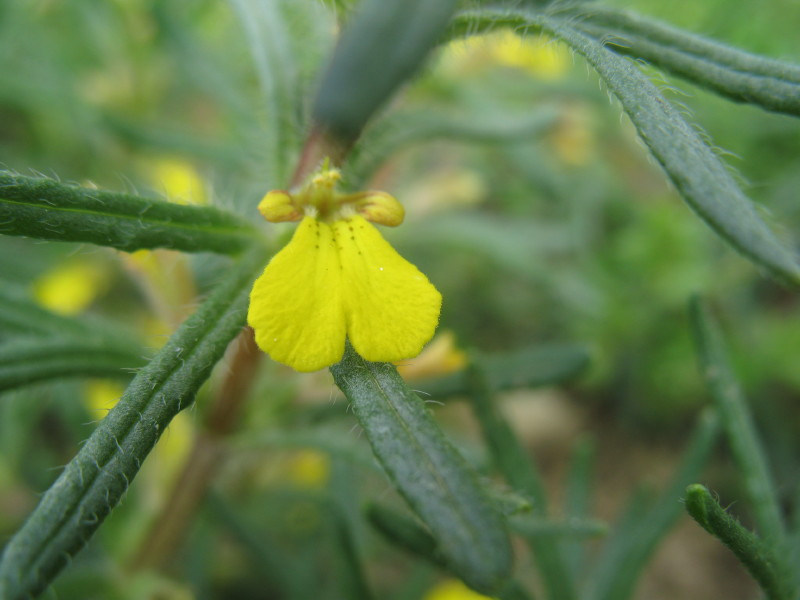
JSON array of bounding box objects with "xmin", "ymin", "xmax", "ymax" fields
[{"xmin": 1, "ymin": 0, "xmax": 800, "ymax": 599}]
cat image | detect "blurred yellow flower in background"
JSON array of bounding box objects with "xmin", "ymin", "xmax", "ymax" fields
[
  {"xmin": 397, "ymin": 331, "xmax": 467, "ymax": 380},
  {"xmin": 85, "ymin": 380, "xmax": 126, "ymax": 421},
  {"xmin": 442, "ymin": 30, "xmax": 569, "ymax": 79},
  {"xmin": 424, "ymin": 578, "xmax": 494, "ymax": 600},
  {"xmin": 33, "ymin": 259, "xmax": 108, "ymax": 316},
  {"xmin": 287, "ymin": 450, "xmax": 331, "ymax": 489},
  {"xmin": 150, "ymin": 157, "xmax": 207, "ymax": 206}
]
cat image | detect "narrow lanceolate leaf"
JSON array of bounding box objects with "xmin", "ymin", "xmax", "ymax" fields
[
  {"xmin": 571, "ymin": 18, "xmax": 800, "ymax": 117},
  {"xmin": 0, "ymin": 338, "xmax": 144, "ymax": 393},
  {"xmin": 445, "ymin": 12, "xmax": 800, "ymax": 285},
  {"xmin": 689, "ymin": 298, "xmax": 785, "ymax": 543},
  {"xmin": 313, "ymin": 0, "xmax": 459, "ymax": 142},
  {"xmin": 509, "ymin": 515, "xmax": 608, "ymax": 539},
  {"xmin": 570, "ymin": 6, "xmax": 800, "ymax": 85},
  {"xmin": 685, "ymin": 484, "xmax": 797, "ymax": 600},
  {"xmin": 533, "ymin": 17, "xmax": 800, "ymax": 286},
  {"xmin": 330, "ymin": 345, "xmax": 512, "ymax": 595},
  {"xmin": 465, "ymin": 362, "xmax": 576, "ymax": 600},
  {"xmin": 367, "ymin": 502, "xmax": 447, "ymax": 568},
  {"xmin": 366, "ymin": 503, "xmax": 531, "ymax": 600},
  {"xmin": 0, "ymin": 243, "xmax": 269, "ymax": 600},
  {"xmin": 586, "ymin": 410, "xmax": 719, "ymax": 600},
  {"xmin": 0, "ymin": 172, "xmax": 257, "ymax": 254}
]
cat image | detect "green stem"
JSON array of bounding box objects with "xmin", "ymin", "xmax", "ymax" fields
[
  {"xmin": 685, "ymin": 484, "xmax": 796, "ymax": 600},
  {"xmin": 689, "ymin": 298, "xmax": 785, "ymax": 543}
]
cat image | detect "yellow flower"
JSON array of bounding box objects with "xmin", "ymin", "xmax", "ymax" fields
[
  {"xmin": 150, "ymin": 157, "xmax": 207, "ymax": 206},
  {"xmin": 33, "ymin": 259, "xmax": 108, "ymax": 316},
  {"xmin": 247, "ymin": 165, "xmax": 441, "ymax": 372},
  {"xmin": 423, "ymin": 578, "xmax": 494, "ymax": 600},
  {"xmin": 396, "ymin": 330, "xmax": 467, "ymax": 379},
  {"xmin": 288, "ymin": 450, "xmax": 331, "ymax": 488}
]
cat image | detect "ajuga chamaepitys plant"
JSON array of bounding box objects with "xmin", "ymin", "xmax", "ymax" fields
[{"xmin": 1, "ymin": 1, "xmax": 799, "ymax": 599}]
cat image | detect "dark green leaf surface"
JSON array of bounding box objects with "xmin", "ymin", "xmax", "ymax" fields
[
  {"xmin": 689, "ymin": 298, "xmax": 785, "ymax": 543},
  {"xmin": 367, "ymin": 502, "xmax": 446, "ymax": 568},
  {"xmin": 572, "ymin": 19, "xmax": 800, "ymax": 117},
  {"xmin": 685, "ymin": 484, "xmax": 796, "ymax": 600},
  {"xmin": 571, "ymin": 6, "xmax": 800, "ymax": 85},
  {"xmin": 508, "ymin": 515, "xmax": 608, "ymax": 539},
  {"xmin": 0, "ymin": 172, "xmax": 257, "ymax": 254},
  {"xmin": 313, "ymin": 0, "xmax": 459, "ymax": 141},
  {"xmin": 0, "ymin": 338, "xmax": 144, "ymax": 393},
  {"xmin": 330, "ymin": 345, "xmax": 512, "ymax": 594},
  {"xmin": 367, "ymin": 503, "xmax": 531, "ymax": 600},
  {"xmin": 0, "ymin": 243, "xmax": 269, "ymax": 600}
]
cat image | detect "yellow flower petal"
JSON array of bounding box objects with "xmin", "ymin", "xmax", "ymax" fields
[
  {"xmin": 335, "ymin": 216, "xmax": 441, "ymax": 363},
  {"xmin": 248, "ymin": 216, "xmax": 346, "ymax": 372}
]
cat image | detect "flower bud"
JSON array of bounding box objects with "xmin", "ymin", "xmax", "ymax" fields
[
  {"xmin": 353, "ymin": 192, "xmax": 405, "ymax": 227},
  {"xmin": 258, "ymin": 190, "xmax": 302, "ymax": 222}
]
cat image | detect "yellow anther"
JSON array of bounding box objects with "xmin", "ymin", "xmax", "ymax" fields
[
  {"xmin": 258, "ymin": 190, "xmax": 302, "ymax": 223},
  {"xmin": 352, "ymin": 192, "xmax": 405, "ymax": 227}
]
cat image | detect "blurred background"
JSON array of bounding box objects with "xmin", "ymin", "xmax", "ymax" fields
[{"xmin": 1, "ymin": 0, "xmax": 799, "ymax": 598}]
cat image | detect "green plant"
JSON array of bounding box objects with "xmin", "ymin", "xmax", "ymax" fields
[{"xmin": 1, "ymin": 1, "xmax": 799, "ymax": 598}]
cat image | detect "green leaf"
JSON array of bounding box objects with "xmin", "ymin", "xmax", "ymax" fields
[
  {"xmin": 571, "ymin": 6, "xmax": 800, "ymax": 80},
  {"xmin": 536, "ymin": 16, "xmax": 800, "ymax": 286},
  {"xmin": 0, "ymin": 338, "xmax": 144, "ymax": 393},
  {"xmin": 330, "ymin": 344, "xmax": 512, "ymax": 595},
  {"xmin": 508, "ymin": 515, "xmax": 608, "ymax": 539},
  {"xmin": 329, "ymin": 499, "xmax": 374, "ymax": 600},
  {"xmin": 446, "ymin": 11, "xmax": 800, "ymax": 286},
  {"xmin": 685, "ymin": 484, "xmax": 797, "ymax": 600},
  {"xmin": 586, "ymin": 410, "xmax": 719, "ymax": 600},
  {"xmin": 0, "ymin": 242, "xmax": 270, "ymax": 600},
  {"xmin": 366, "ymin": 502, "xmax": 531, "ymax": 600},
  {"xmin": 420, "ymin": 343, "xmax": 591, "ymax": 400},
  {"xmin": 367, "ymin": 502, "xmax": 445, "ymax": 569},
  {"xmin": 689, "ymin": 298, "xmax": 785, "ymax": 543},
  {"xmin": 313, "ymin": 0, "xmax": 459, "ymax": 142},
  {"xmin": 0, "ymin": 171, "xmax": 258, "ymax": 254},
  {"xmin": 563, "ymin": 438, "xmax": 596, "ymax": 578},
  {"xmin": 571, "ymin": 14, "xmax": 800, "ymax": 117},
  {"xmin": 465, "ymin": 361, "xmax": 576, "ymax": 600}
]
